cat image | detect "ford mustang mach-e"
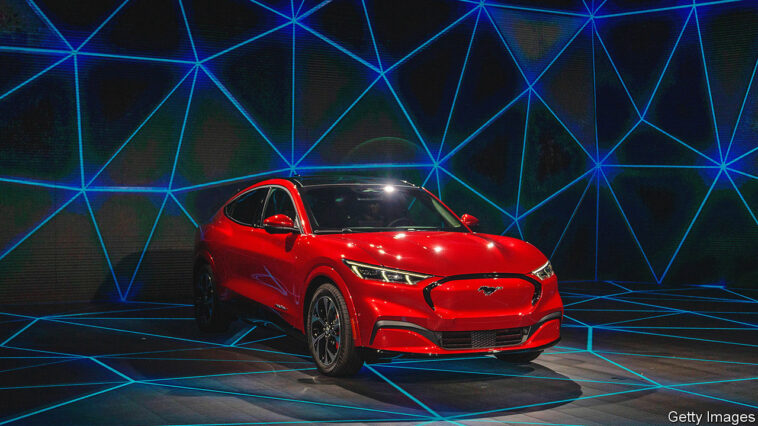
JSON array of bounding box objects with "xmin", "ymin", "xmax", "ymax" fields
[{"xmin": 194, "ymin": 176, "xmax": 562, "ymax": 376}]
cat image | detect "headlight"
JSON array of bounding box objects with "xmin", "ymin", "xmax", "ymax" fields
[
  {"xmin": 532, "ymin": 261, "xmax": 554, "ymax": 281},
  {"xmin": 343, "ymin": 260, "xmax": 432, "ymax": 285}
]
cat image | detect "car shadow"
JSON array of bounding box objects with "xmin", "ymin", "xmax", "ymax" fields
[{"xmin": 240, "ymin": 329, "xmax": 653, "ymax": 420}]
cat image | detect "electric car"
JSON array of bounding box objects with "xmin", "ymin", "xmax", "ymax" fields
[{"xmin": 193, "ymin": 176, "xmax": 562, "ymax": 376}]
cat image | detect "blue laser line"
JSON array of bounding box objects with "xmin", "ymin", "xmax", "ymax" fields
[
  {"xmin": 141, "ymin": 381, "xmax": 430, "ymax": 418},
  {"xmin": 293, "ymin": 75, "xmax": 376, "ymax": 165},
  {"xmin": 659, "ymin": 170, "xmax": 721, "ymax": 281},
  {"xmin": 0, "ymin": 54, "xmax": 72, "ymax": 102},
  {"xmin": 0, "ymin": 192, "xmax": 82, "ymax": 262},
  {"xmin": 201, "ymin": 65, "xmax": 291, "ymax": 166},
  {"xmin": 381, "ymin": 74, "xmax": 436, "ymax": 161},
  {"xmin": 385, "ymin": 7, "xmax": 479, "ymax": 74},
  {"xmin": 483, "ymin": 6, "xmax": 529, "ymax": 84},
  {"xmin": 361, "ymin": 0, "xmax": 383, "ymax": 71},
  {"xmin": 437, "ymin": 8, "xmax": 481, "ymax": 161},
  {"xmin": 693, "ymin": 5, "xmax": 723, "ymax": 163},
  {"xmin": 600, "ymin": 294, "xmax": 758, "ymax": 328},
  {"xmin": 201, "ymin": 22, "xmax": 292, "ymax": 64},
  {"xmin": 724, "ymin": 171, "xmax": 758, "ymax": 226},
  {"xmin": 598, "ymin": 119, "xmax": 642, "ymax": 164},
  {"xmin": 440, "ymin": 89, "xmax": 528, "ymax": 163},
  {"xmin": 592, "ymin": 21, "xmax": 642, "ymax": 118},
  {"xmin": 594, "ymin": 167, "xmax": 600, "ymax": 280},
  {"xmin": 171, "ymin": 168, "xmax": 290, "ymax": 192},
  {"xmin": 89, "ymin": 357, "xmax": 133, "ymax": 382},
  {"xmin": 169, "ymin": 192, "xmax": 199, "ymax": 228},
  {"xmin": 292, "ymin": 22, "xmax": 296, "ymax": 165},
  {"xmin": 0, "ymin": 319, "xmax": 38, "ymax": 346},
  {"xmin": 295, "ymin": 0, "xmax": 305, "ymax": 18},
  {"xmin": 725, "ymin": 57, "xmax": 758, "ymax": 161},
  {"xmin": 83, "ymin": 191, "xmax": 122, "ymax": 299},
  {"xmin": 169, "ymin": 66, "xmax": 198, "ymax": 190},
  {"xmin": 518, "ymin": 168, "xmax": 595, "ymax": 219},
  {"xmin": 668, "ymin": 386, "xmax": 758, "ymax": 410},
  {"xmin": 447, "ymin": 386, "xmax": 660, "ymax": 420},
  {"xmin": 0, "ymin": 383, "xmax": 131, "ymax": 425},
  {"xmin": 641, "ymin": 8, "xmax": 693, "ymax": 118},
  {"xmin": 592, "ymin": 21, "xmax": 598, "ymax": 162},
  {"xmin": 230, "ymin": 325, "xmax": 257, "ymax": 346},
  {"xmin": 0, "ymin": 177, "xmax": 79, "ymax": 191},
  {"xmin": 248, "ymin": 0, "xmax": 292, "ymax": 21},
  {"xmin": 122, "ymin": 194, "xmax": 169, "ymax": 300},
  {"xmin": 86, "ymin": 66, "xmax": 194, "ymax": 187},
  {"xmin": 516, "ymin": 91, "xmax": 532, "ymax": 218},
  {"xmin": 26, "ymin": 0, "xmax": 72, "ymax": 51},
  {"xmin": 483, "ymin": 2, "xmax": 590, "ymax": 18},
  {"xmin": 73, "ymin": 55, "xmax": 85, "ymax": 188},
  {"xmin": 296, "ymin": 21, "xmax": 380, "ymax": 73},
  {"xmin": 643, "ymin": 120, "xmax": 720, "ymax": 165},
  {"xmin": 76, "ymin": 0, "xmax": 130, "ymax": 51},
  {"xmin": 438, "ymin": 167, "xmax": 515, "ymax": 220},
  {"xmin": 531, "ymin": 90, "xmax": 595, "ymax": 163},
  {"xmin": 601, "ymin": 169, "xmax": 659, "ymax": 281},
  {"xmin": 75, "ymin": 50, "xmax": 196, "ymax": 65},
  {"xmin": 141, "ymin": 366, "xmax": 316, "ymax": 383},
  {"xmin": 365, "ymin": 365, "xmax": 445, "ymax": 421},
  {"xmin": 550, "ymin": 172, "xmax": 594, "ymax": 260},
  {"xmin": 178, "ymin": 0, "xmax": 198, "ymax": 62},
  {"xmin": 532, "ymin": 19, "xmax": 591, "ymax": 85},
  {"xmin": 379, "ymin": 363, "xmax": 652, "ymax": 388},
  {"xmin": 297, "ymin": 0, "xmax": 331, "ymax": 21}
]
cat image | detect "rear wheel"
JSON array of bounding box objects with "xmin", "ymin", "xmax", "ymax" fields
[
  {"xmin": 495, "ymin": 350, "xmax": 542, "ymax": 363},
  {"xmin": 194, "ymin": 264, "xmax": 231, "ymax": 332},
  {"xmin": 306, "ymin": 283, "xmax": 363, "ymax": 376}
]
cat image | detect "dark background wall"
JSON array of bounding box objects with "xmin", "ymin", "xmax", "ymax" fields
[{"xmin": 1, "ymin": 0, "xmax": 757, "ymax": 303}]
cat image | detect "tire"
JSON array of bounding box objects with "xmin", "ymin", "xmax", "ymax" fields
[
  {"xmin": 495, "ymin": 350, "xmax": 542, "ymax": 364},
  {"xmin": 194, "ymin": 264, "xmax": 232, "ymax": 333},
  {"xmin": 306, "ymin": 283, "xmax": 364, "ymax": 376}
]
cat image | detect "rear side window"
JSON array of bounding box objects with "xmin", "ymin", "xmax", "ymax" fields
[{"xmin": 225, "ymin": 188, "xmax": 269, "ymax": 226}]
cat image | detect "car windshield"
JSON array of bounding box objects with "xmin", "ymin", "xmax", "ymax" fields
[{"xmin": 300, "ymin": 184, "xmax": 465, "ymax": 233}]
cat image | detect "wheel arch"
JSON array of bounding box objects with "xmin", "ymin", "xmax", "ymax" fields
[
  {"xmin": 303, "ymin": 266, "xmax": 363, "ymax": 346},
  {"xmin": 193, "ymin": 251, "xmax": 215, "ymax": 279}
]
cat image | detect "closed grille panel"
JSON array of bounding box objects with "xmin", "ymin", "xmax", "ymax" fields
[{"xmin": 439, "ymin": 327, "xmax": 527, "ymax": 350}]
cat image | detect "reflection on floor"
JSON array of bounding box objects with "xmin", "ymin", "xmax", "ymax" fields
[{"xmin": 0, "ymin": 281, "xmax": 756, "ymax": 425}]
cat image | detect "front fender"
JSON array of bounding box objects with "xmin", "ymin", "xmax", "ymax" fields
[{"xmin": 303, "ymin": 265, "xmax": 363, "ymax": 347}]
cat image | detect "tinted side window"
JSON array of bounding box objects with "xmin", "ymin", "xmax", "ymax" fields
[
  {"xmin": 226, "ymin": 188, "xmax": 269, "ymax": 226},
  {"xmin": 263, "ymin": 188, "xmax": 297, "ymax": 224}
]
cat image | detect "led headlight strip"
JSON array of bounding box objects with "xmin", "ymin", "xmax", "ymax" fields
[
  {"xmin": 343, "ymin": 260, "xmax": 432, "ymax": 285},
  {"xmin": 531, "ymin": 261, "xmax": 554, "ymax": 281}
]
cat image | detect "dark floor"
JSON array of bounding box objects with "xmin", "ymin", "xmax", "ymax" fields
[{"xmin": 1, "ymin": 281, "xmax": 756, "ymax": 425}]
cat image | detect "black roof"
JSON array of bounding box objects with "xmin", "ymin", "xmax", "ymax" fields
[{"xmin": 287, "ymin": 175, "xmax": 417, "ymax": 188}]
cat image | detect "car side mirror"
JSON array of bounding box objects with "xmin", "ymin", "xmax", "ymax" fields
[
  {"xmin": 263, "ymin": 214, "xmax": 297, "ymax": 233},
  {"xmin": 460, "ymin": 213, "xmax": 479, "ymax": 229}
]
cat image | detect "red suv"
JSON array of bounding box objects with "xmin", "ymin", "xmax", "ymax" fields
[{"xmin": 194, "ymin": 176, "xmax": 562, "ymax": 376}]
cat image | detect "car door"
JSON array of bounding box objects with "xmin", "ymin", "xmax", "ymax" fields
[
  {"xmin": 238, "ymin": 186, "xmax": 302, "ymax": 318},
  {"xmin": 221, "ymin": 187, "xmax": 270, "ymax": 301}
]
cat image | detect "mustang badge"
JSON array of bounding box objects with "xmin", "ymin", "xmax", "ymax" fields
[{"xmin": 478, "ymin": 286, "xmax": 502, "ymax": 296}]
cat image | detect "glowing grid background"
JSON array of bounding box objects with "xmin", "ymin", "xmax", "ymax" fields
[{"xmin": 1, "ymin": 0, "xmax": 758, "ymax": 303}]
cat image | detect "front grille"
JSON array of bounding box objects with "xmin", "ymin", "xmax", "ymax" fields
[{"xmin": 439, "ymin": 327, "xmax": 528, "ymax": 350}]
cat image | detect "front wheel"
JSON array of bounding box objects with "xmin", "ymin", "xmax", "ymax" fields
[
  {"xmin": 495, "ymin": 350, "xmax": 542, "ymax": 363},
  {"xmin": 306, "ymin": 283, "xmax": 364, "ymax": 376}
]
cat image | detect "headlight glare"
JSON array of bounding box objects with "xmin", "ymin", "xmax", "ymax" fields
[
  {"xmin": 343, "ymin": 260, "xmax": 431, "ymax": 285},
  {"xmin": 532, "ymin": 261, "xmax": 554, "ymax": 281}
]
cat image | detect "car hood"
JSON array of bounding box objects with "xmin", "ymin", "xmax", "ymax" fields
[{"xmin": 320, "ymin": 231, "xmax": 547, "ymax": 276}]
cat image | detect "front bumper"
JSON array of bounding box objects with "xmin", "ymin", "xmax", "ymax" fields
[
  {"xmin": 368, "ymin": 312, "xmax": 561, "ymax": 355},
  {"xmin": 348, "ymin": 272, "xmax": 563, "ymax": 354}
]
